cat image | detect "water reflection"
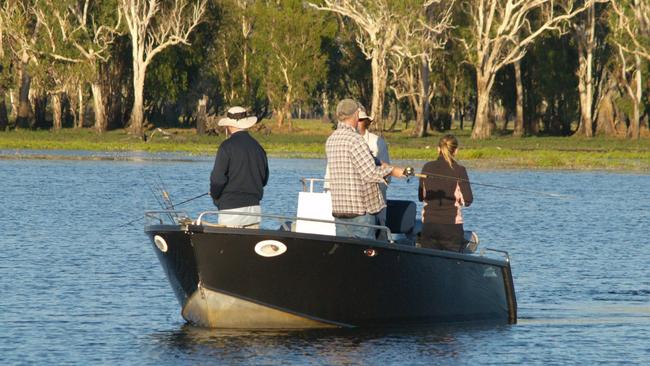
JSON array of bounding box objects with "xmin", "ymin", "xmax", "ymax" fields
[
  {"xmin": 149, "ymin": 323, "xmax": 513, "ymax": 364},
  {"xmin": 519, "ymin": 303, "xmax": 650, "ymax": 326}
]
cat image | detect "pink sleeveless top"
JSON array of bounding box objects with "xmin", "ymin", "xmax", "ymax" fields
[{"xmin": 454, "ymin": 182, "xmax": 465, "ymax": 224}]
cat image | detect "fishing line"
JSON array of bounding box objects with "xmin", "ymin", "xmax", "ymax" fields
[{"xmin": 414, "ymin": 172, "xmax": 573, "ymax": 199}]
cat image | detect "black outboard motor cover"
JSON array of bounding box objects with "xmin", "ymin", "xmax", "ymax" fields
[{"xmin": 386, "ymin": 200, "xmax": 416, "ymax": 234}]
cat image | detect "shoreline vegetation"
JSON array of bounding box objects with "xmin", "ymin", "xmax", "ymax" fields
[{"xmin": 1, "ymin": 120, "xmax": 649, "ymax": 172}]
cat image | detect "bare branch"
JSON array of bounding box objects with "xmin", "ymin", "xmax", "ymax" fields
[{"xmin": 611, "ymin": 0, "xmax": 650, "ymax": 60}]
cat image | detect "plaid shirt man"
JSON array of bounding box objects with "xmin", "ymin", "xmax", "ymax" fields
[{"xmin": 326, "ymin": 123, "xmax": 393, "ymax": 217}]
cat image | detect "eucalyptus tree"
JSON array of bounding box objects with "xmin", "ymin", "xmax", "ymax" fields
[
  {"xmin": 573, "ymin": 3, "xmax": 598, "ymax": 136},
  {"xmin": 389, "ymin": 0, "xmax": 454, "ymax": 137},
  {"xmin": 119, "ymin": 0, "xmax": 206, "ymax": 138},
  {"xmin": 144, "ymin": 17, "xmax": 220, "ymax": 130},
  {"xmin": 211, "ymin": 0, "xmax": 261, "ymax": 110},
  {"xmin": 610, "ymin": 0, "xmax": 649, "ymax": 139},
  {"xmin": 322, "ymin": 22, "xmax": 373, "ymax": 119},
  {"xmin": 309, "ymin": 0, "xmax": 414, "ymax": 132},
  {"xmin": 234, "ymin": 0, "xmax": 253, "ymax": 94},
  {"xmin": 571, "ymin": 2, "xmax": 613, "ymax": 137},
  {"xmin": 457, "ymin": 0, "xmax": 599, "ymax": 139},
  {"xmin": 0, "ymin": 13, "xmax": 11, "ymax": 130},
  {"xmin": 610, "ymin": 0, "xmax": 650, "ymax": 60},
  {"xmin": 40, "ymin": 63, "xmax": 73, "ymax": 130},
  {"xmin": 63, "ymin": 0, "xmax": 121, "ymax": 132},
  {"xmin": 0, "ymin": 1, "xmax": 41, "ymax": 129},
  {"xmin": 250, "ymin": 0, "xmax": 334, "ymax": 129},
  {"xmin": 32, "ymin": 0, "xmax": 122, "ymax": 131}
]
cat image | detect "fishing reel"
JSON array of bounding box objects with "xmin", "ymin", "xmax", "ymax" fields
[{"xmin": 404, "ymin": 166, "xmax": 415, "ymax": 182}]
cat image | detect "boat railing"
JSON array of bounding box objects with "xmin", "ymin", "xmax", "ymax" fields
[
  {"xmin": 144, "ymin": 210, "xmax": 393, "ymax": 241},
  {"xmin": 145, "ymin": 210, "xmax": 191, "ymax": 226},
  {"xmin": 300, "ymin": 178, "xmax": 328, "ymax": 192},
  {"xmin": 195, "ymin": 210, "xmax": 394, "ymax": 241},
  {"xmin": 144, "ymin": 210, "xmax": 511, "ymax": 261},
  {"xmin": 480, "ymin": 248, "xmax": 511, "ymax": 263}
]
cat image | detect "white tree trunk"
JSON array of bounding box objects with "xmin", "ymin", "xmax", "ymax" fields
[
  {"xmin": 576, "ymin": 45, "xmax": 594, "ymax": 137},
  {"xmin": 16, "ymin": 66, "xmax": 32, "ymax": 129},
  {"xmin": 195, "ymin": 94, "xmax": 208, "ymax": 134},
  {"xmin": 628, "ymin": 55, "xmax": 642, "ymax": 139},
  {"xmin": 129, "ymin": 65, "xmax": 147, "ymax": 138},
  {"xmin": 91, "ymin": 82, "xmax": 107, "ymax": 133},
  {"xmin": 321, "ymin": 91, "xmax": 330, "ymax": 122},
  {"xmin": 9, "ymin": 89, "xmax": 17, "ymax": 121},
  {"xmin": 370, "ymin": 54, "xmax": 388, "ymax": 133},
  {"xmin": 513, "ymin": 60, "xmax": 525, "ymax": 137},
  {"xmin": 420, "ymin": 60, "xmax": 430, "ymax": 137},
  {"xmin": 77, "ymin": 86, "xmax": 85, "ymax": 128},
  {"xmin": 472, "ymin": 70, "xmax": 494, "ymax": 139},
  {"xmin": 595, "ymin": 88, "xmax": 618, "ymax": 136},
  {"xmin": 574, "ymin": 5, "xmax": 595, "ymax": 137},
  {"xmin": 52, "ymin": 93, "xmax": 62, "ymax": 130},
  {"xmin": 120, "ymin": 0, "xmax": 205, "ymax": 139}
]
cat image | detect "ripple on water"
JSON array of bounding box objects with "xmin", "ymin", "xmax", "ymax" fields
[{"xmin": 1, "ymin": 157, "xmax": 649, "ymax": 364}]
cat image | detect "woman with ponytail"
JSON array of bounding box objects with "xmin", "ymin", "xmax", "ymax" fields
[{"xmin": 418, "ymin": 134, "xmax": 473, "ymax": 252}]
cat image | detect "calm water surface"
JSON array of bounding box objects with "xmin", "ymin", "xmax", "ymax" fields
[{"xmin": 1, "ymin": 152, "xmax": 649, "ymax": 365}]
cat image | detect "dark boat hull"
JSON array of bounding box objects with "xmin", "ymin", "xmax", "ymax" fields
[{"xmin": 147, "ymin": 224, "xmax": 517, "ymax": 328}]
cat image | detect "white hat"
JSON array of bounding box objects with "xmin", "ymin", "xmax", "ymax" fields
[
  {"xmin": 358, "ymin": 109, "xmax": 373, "ymax": 122},
  {"xmin": 218, "ymin": 106, "xmax": 258, "ymax": 129}
]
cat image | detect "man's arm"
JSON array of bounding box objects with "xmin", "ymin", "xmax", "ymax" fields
[
  {"xmin": 376, "ymin": 136, "xmax": 390, "ymax": 164},
  {"xmin": 262, "ymin": 148, "xmax": 269, "ymax": 187},
  {"xmin": 377, "ymin": 136, "xmax": 392, "ymax": 184},
  {"xmin": 210, "ymin": 146, "xmax": 230, "ymax": 200},
  {"xmin": 350, "ymin": 138, "xmax": 393, "ymax": 183}
]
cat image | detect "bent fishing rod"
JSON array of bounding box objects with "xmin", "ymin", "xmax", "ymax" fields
[{"xmin": 413, "ymin": 171, "xmax": 573, "ymax": 199}]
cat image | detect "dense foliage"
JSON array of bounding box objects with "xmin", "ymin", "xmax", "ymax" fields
[{"xmin": 0, "ymin": 0, "xmax": 647, "ymax": 140}]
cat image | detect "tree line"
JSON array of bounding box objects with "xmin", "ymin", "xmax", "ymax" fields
[{"xmin": 0, "ymin": 0, "xmax": 648, "ymax": 140}]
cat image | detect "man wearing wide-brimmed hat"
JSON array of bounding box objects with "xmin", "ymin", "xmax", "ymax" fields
[
  {"xmin": 357, "ymin": 107, "xmax": 390, "ymax": 170},
  {"xmin": 357, "ymin": 105, "xmax": 391, "ymax": 238},
  {"xmin": 210, "ymin": 106, "xmax": 268, "ymax": 228}
]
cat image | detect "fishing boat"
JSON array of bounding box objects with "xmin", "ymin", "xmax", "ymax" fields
[{"xmin": 144, "ymin": 179, "xmax": 517, "ymax": 328}]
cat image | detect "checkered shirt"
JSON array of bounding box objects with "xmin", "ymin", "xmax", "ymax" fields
[{"xmin": 325, "ymin": 123, "xmax": 393, "ymax": 216}]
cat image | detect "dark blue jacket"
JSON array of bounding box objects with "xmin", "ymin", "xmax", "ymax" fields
[{"xmin": 210, "ymin": 131, "xmax": 269, "ymax": 210}]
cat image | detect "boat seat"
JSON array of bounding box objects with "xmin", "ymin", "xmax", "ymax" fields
[{"xmin": 386, "ymin": 200, "xmax": 416, "ymax": 234}]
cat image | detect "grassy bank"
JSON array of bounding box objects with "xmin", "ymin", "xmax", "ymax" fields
[{"xmin": 1, "ymin": 119, "xmax": 649, "ymax": 171}]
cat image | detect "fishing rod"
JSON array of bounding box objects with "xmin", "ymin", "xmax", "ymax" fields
[
  {"xmin": 156, "ymin": 174, "xmax": 176, "ymax": 211},
  {"xmin": 414, "ymin": 171, "xmax": 573, "ymax": 199},
  {"xmin": 149, "ymin": 183, "xmax": 174, "ymax": 221},
  {"xmin": 147, "ymin": 181, "xmax": 175, "ymax": 223},
  {"xmin": 115, "ymin": 192, "xmax": 210, "ymax": 229},
  {"xmin": 174, "ymin": 192, "xmax": 210, "ymax": 206}
]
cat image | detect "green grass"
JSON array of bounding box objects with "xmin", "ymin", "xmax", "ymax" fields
[{"xmin": 1, "ymin": 119, "xmax": 649, "ymax": 171}]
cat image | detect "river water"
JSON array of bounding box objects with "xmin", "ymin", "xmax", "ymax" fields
[{"xmin": 1, "ymin": 152, "xmax": 649, "ymax": 365}]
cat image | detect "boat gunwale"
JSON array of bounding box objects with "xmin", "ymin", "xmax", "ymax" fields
[{"xmin": 145, "ymin": 224, "xmax": 512, "ymax": 268}]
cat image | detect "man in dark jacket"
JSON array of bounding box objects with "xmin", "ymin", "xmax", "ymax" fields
[{"xmin": 210, "ymin": 106, "xmax": 269, "ymax": 228}]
